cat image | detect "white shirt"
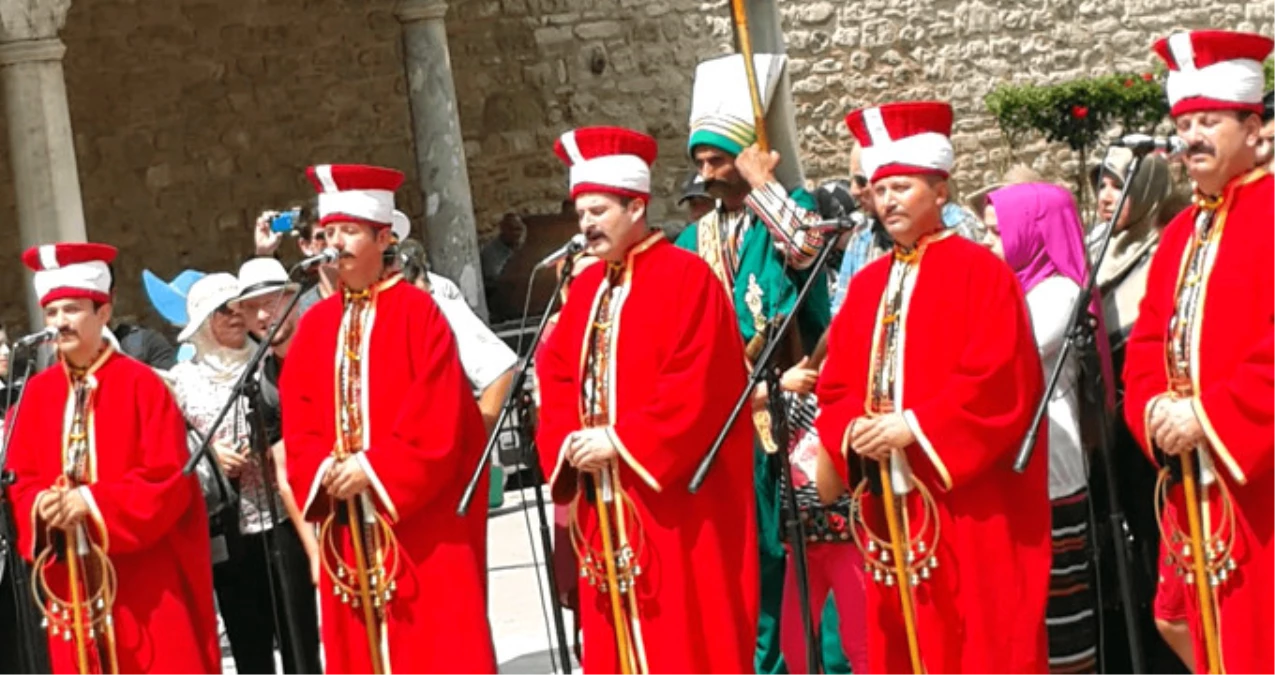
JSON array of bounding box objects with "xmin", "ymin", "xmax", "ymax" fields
[
  {"xmin": 429, "ymin": 272, "xmax": 517, "ymax": 393},
  {"xmin": 1024, "ymin": 275, "xmax": 1087, "ymax": 499}
]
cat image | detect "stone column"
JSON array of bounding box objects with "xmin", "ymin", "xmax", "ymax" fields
[
  {"xmin": 0, "ymin": 0, "xmax": 88, "ymax": 331},
  {"xmin": 395, "ymin": 0, "xmax": 488, "ymax": 319}
]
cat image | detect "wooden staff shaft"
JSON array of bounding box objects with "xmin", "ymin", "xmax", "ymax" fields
[
  {"xmin": 65, "ymin": 530, "xmax": 91, "ymax": 675},
  {"xmin": 346, "ymin": 498, "xmax": 386, "ymax": 675},
  {"xmin": 729, "ymin": 0, "xmax": 769, "ymax": 152},
  {"xmin": 1180, "ymin": 450, "xmax": 1222, "ymax": 673},
  {"xmin": 878, "ymin": 459, "xmax": 923, "ymax": 674},
  {"xmin": 594, "ymin": 470, "xmax": 634, "ymax": 675}
]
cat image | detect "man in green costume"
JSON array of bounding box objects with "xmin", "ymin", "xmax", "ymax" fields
[{"xmin": 674, "ymin": 53, "xmax": 847, "ymax": 674}]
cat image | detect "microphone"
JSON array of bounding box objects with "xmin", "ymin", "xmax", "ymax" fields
[
  {"xmin": 1112, "ymin": 134, "xmax": 1187, "ymax": 156},
  {"xmin": 296, "ymin": 247, "xmax": 340, "ymax": 270},
  {"xmin": 14, "ymin": 326, "xmax": 58, "ymax": 349},
  {"xmin": 799, "ymin": 211, "xmax": 867, "ymax": 233},
  {"xmin": 534, "ymin": 234, "xmax": 587, "ymax": 269}
]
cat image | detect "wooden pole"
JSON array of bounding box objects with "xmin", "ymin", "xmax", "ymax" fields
[
  {"xmin": 1180, "ymin": 450, "xmax": 1222, "ymax": 673},
  {"xmin": 346, "ymin": 498, "xmax": 386, "ymax": 675},
  {"xmin": 728, "ymin": 0, "xmax": 769, "ymax": 152},
  {"xmin": 879, "ymin": 458, "xmax": 924, "ymax": 674},
  {"xmin": 64, "ymin": 530, "xmax": 90, "ymax": 675},
  {"xmin": 594, "ymin": 469, "xmax": 634, "ymax": 674}
]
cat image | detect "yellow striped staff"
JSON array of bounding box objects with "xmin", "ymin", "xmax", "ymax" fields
[
  {"xmin": 317, "ymin": 289, "xmax": 401, "ymax": 674},
  {"xmin": 32, "ymin": 477, "xmax": 119, "ymax": 675}
]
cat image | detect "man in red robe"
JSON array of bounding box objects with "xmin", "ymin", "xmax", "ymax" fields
[
  {"xmin": 535, "ymin": 126, "xmax": 759, "ymax": 673},
  {"xmin": 7, "ymin": 243, "xmax": 219, "ymax": 674},
  {"xmin": 814, "ymin": 102, "xmax": 1051, "ymax": 673},
  {"xmin": 1123, "ymin": 30, "xmax": 1274, "ymax": 674},
  {"xmin": 281, "ymin": 164, "xmax": 495, "ymax": 673}
]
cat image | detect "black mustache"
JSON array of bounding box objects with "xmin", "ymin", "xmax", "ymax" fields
[
  {"xmin": 1186, "ymin": 142, "xmax": 1216, "ymax": 157},
  {"xmin": 703, "ymin": 179, "xmax": 731, "ymax": 193}
]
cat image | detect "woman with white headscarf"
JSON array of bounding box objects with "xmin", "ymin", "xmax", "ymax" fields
[{"xmin": 169, "ymin": 273, "xmax": 303, "ymax": 674}]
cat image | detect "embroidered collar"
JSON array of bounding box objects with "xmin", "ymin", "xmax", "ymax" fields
[
  {"xmin": 893, "ymin": 227, "xmax": 955, "ymax": 262},
  {"xmin": 61, "ymin": 344, "xmax": 114, "ymax": 383},
  {"xmin": 1193, "ymin": 167, "xmax": 1270, "ymax": 212}
]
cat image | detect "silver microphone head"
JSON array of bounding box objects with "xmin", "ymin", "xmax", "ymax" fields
[
  {"xmin": 321, "ymin": 247, "xmax": 340, "ymax": 262},
  {"xmin": 15, "ymin": 326, "xmax": 59, "ymax": 348},
  {"xmin": 1166, "ymin": 136, "xmax": 1188, "ymax": 156}
]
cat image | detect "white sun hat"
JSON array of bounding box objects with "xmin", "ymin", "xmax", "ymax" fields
[
  {"xmin": 231, "ymin": 257, "xmax": 300, "ymax": 306},
  {"xmin": 178, "ymin": 272, "xmax": 242, "ymax": 343}
]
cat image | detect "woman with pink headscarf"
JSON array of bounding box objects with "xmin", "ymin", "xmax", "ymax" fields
[{"xmin": 984, "ymin": 182, "xmax": 1113, "ymax": 674}]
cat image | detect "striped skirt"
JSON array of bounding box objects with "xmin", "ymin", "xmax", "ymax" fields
[{"xmin": 1047, "ymin": 488, "xmax": 1098, "ymax": 674}]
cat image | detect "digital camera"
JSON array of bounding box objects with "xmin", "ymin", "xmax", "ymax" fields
[{"xmin": 270, "ymin": 208, "xmax": 302, "ymax": 234}]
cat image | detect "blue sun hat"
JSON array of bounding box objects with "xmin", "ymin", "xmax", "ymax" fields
[{"xmin": 142, "ymin": 269, "xmax": 205, "ymax": 327}]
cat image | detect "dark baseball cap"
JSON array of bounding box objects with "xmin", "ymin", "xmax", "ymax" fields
[{"xmin": 678, "ymin": 169, "xmax": 711, "ymax": 205}]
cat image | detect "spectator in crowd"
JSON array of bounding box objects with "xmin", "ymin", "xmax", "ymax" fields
[
  {"xmin": 678, "ymin": 168, "xmax": 715, "ymax": 224},
  {"xmin": 399, "ymin": 237, "xmax": 517, "ymax": 434},
  {"xmin": 228, "ymin": 257, "xmax": 324, "ymax": 674},
  {"xmin": 481, "ymin": 212, "xmax": 527, "ymax": 288},
  {"xmin": 252, "ymin": 202, "xmax": 335, "ymax": 316},
  {"xmin": 1258, "ymin": 90, "xmax": 1274, "ymax": 170},
  {"xmin": 984, "ymin": 183, "xmax": 1108, "ymax": 673},
  {"xmin": 1089, "ymin": 148, "xmax": 1175, "ymax": 354},
  {"xmin": 169, "ymin": 273, "xmax": 300, "ymax": 675},
  {"xmin": 965, "ymin": 164, "xmax": 1045, "ymax": 225},
  {"xmin": 940, "ymin": 176, "xmax": 986, "ymax": 242}
]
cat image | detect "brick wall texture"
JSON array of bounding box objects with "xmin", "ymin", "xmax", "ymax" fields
[{"xmin": 0, "ymin": 0, "xmax": 1270, "ymax": 331}]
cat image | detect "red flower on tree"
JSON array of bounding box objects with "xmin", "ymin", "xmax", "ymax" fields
[
  {"xmin": 1142, "ymin": 72, "xmax": 1154, "ymax": 82},
  {"xmin": 1124, "ymin": 78, "xmax": 1135, "ymax": 87},
  {"xmin": 1071, "ymin": 105, "xmax": 1089, "ymax": 119}
]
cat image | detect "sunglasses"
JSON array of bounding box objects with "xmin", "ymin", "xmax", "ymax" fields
[
  {"xmin": 852, "ymin": 175, "xmax": 869, "ymax": 189},
  {"xmin": 215, "ymin": 304, "xmax": 236, "ymax": 316}
]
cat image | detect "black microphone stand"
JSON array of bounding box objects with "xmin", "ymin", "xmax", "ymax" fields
[
  {"xmin": 456, "ymin": 260, "xmax": 574, "ymax": 673},
  {"xmin": 0, "ymin": 351, "xmax": 51, "ymax": 674},
  {"xmin": 457, "ymin": 263, "xmax": 572, "ymax": 516},
  {"xmin": 690, "ymin": 233, "xmax": 841, "ymax": 490},
  {"xmin": 243, "ymin": 373, "xmax": 311, "ymax": 673},
  {"xmin": 688, "ymin": 234, "xmax": 844, "ymax": 673},
  {"xmin": 764, "ymin": 361, "xmax": 821, "ymax": 674},
  {"xmin": 1012, "ymin": 149, "xmax": 1147, "ymax": 673},
  {"xmin": 510, "ymin": 375, "xmax": 574, "ymax": 673}
]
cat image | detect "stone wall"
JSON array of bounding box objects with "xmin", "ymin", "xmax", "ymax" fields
[
  {"xmin": 1, "ymin": 0, "xmax": 422, "ymax": 331},
  {"xmin": 0, "ymin": 0, "xmax": 1269, "ymax": 332},
  {"xmin": 444, "ymin": 0, "xmax": 728, "ymax": 233},
  {"xmin": 779, "ymin": 0, "xmax": 1273, "ymax": 202}
]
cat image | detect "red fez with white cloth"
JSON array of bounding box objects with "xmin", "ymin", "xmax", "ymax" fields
[
  {"xmin": 554, "ymin": 126, "xmax": 658, "ymax": 201},
  {"xmin": 844, "ymin": 101, "xmax": 955, "ymax": 183},
  {"xmin": 22, "ymin": 243, "xmax": 117, "ymax": 306},
  {"xmin": 306, "ymin": 164, "xmax": 404, "ymax": 228},
  {"xmin": 1152, "ymin": 30, "xmax": 1273, "ymax": 117}
]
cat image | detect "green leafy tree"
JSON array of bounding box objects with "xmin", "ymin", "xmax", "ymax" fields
[{"xmin": 985, "ymin": 60, "xmax": 1274, "ymax": 212}]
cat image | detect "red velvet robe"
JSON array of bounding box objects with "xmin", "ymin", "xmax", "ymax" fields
[
  {"xmin": 281, "ymin": 275, "xmax": 496, "ymax": 673},
  {"xmin": 7, "ymin": 348, "xmax": 219, "ymax": 674},
  {"xmin": 815, "ymin": 234, "xmax": 1052, "ymax": 674},
  {"xmin": 1123, "ymin": 169, "xmax": 1273, "ymax": 674},
  {"xmin": 535, "ymin": 234, "xmax": 759, "ymax": 673}
]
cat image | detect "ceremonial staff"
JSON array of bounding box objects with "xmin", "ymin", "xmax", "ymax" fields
[{"xmin": 730, "ymin": 0, "xmax": 769, "ymax": 153}]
